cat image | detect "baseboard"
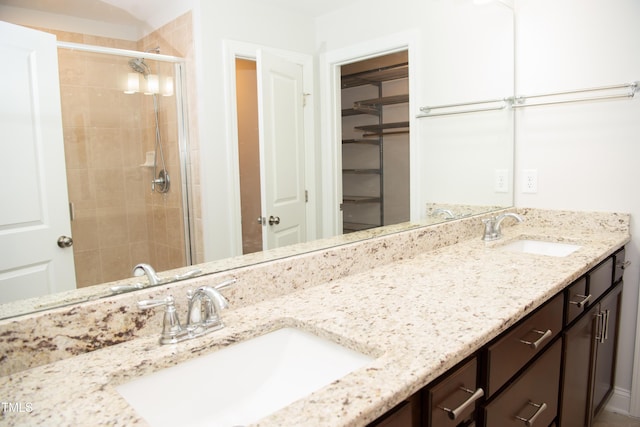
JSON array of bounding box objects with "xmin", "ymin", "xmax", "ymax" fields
[{"xmin": 605, "ymin": 386, "xmax": 632, "ymax": 415}]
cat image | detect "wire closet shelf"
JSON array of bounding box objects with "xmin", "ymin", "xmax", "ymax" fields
[{"xmin": 416, "ymin": 81, "xmax": 639, "ymax": 118}]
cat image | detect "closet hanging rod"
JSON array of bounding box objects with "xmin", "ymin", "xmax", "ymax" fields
[
  {"xmin": 512, "ymin": 81, "xmax": 638, "ymax": 108},
  {"xmin": 416, "ymin": 98, "xmax": 509, "ymax": 118}
]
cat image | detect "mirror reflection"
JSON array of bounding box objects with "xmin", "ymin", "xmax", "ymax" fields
[{"xmin": 0, "ymin": 0, "xmax": 515, "ymax": 319}]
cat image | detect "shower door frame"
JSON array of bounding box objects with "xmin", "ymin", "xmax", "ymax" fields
[{"xmin": 56, "ymin": 41, "xmax": 195, "ymax": 267}]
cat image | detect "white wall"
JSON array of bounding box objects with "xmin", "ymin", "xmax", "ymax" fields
[
  {"xmin": 316, "ymin": 0, "xmax": 515, "ymax": 219},
  {"xmin": 515, "ymin": 0, "xmax": 640, "ymax": 412},
  {"xmin": 193, "ymin": 0, "xmax": 316, "ymax": 260}
]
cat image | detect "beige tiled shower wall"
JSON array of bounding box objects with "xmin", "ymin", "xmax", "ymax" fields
[
  {"xmin": 138, "ymin": 12, "xmax": 203, "ymax": 265},
  {"xmin": 37, "ymin": 11, "xmax": 202, "ymax": 287}
]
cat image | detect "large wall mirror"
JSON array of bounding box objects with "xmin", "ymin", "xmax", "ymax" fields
[{"xmin": 0, "ymin": 0, "xmax": 514, "ymax": 320}]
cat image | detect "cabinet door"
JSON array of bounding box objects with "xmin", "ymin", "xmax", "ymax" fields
[
  {"xmin": 592, "ymin": 284, "xmax": 622, "ymax": 417},
  {"xmin": 559, "ymin": 303, "xmax": 598, "ymax": 427}
]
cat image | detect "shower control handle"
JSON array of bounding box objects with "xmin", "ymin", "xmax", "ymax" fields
[{"xmin": 57, "ymin": 236, "xmax": 73, "ymax": 248}]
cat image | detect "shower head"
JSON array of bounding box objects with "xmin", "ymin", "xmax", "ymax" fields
[{"xmin": 129, "ymin": 58, "xmax": 150, "ymax": 76}]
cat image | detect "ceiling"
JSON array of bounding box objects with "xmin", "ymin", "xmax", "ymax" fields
[{"xmin": 0, "ymin": 0, "xmax": 362, "ymax": 26}]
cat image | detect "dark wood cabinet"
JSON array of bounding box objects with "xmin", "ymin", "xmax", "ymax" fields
[
  {"xmin": 425, "ymin": 357, "xmax": 480, "ymax": 427},
  {"xmin": 485, "ymin": 294, "xmax": 563, "ymax": 398},
  {"xmin": 559, "ymin": 300, "xmax": 594, "ymax": 427},
  {"xmin": 368, "ymin": 394, "xmax": 421, "ymax": 427},
  {"xmin": 565, "ymin": 277, "xmax": 588, "ymax": 325},
  {"xmin": 370, "ymin": 247, "xmax": 624, "ymax": 427},
  {"xmin": 484, "ymin": 339, "xmax": 561, "ymax": 426},
  {"xmin": 560, "ymin": 250, "xmax": 623, "ymax": 427},
  {"xmin": 591, "ymin": 284, "xmax": 621, "ymax": 417}
]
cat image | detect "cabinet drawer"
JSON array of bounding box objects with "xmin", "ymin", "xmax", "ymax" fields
[
  {"xmin": 369, "ymin": 395, "xmax": 419, "ymax": 427},
  {"xmin": 486, "ymin": 293, "xmax": 563, "ymax": 397},
  {"xmin": 614, "ymin": 248, "xmax": 626, "ymax": 284},
  {"xmin": 565, "ymin": 277, "xmax": 588, "ymax": 325},
  {"xmin": 484, "ymin": 339, "xmax": 561, "ymax": 427},
  {"xmin": 427, "ymin": 357, "xmax": 480, "ymax": 426},
  {"xmin": 588, "ymin": 258, "xmax": 613, "ymax": 303},
  {"xmin": 369, "ymin": 401, "xmax": 411, "ymax": 427}
]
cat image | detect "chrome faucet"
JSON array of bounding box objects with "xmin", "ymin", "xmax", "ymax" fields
[
  {"xmin": 431, "ymin": 208, "xmax": 456, "ymax": 219},
  {"xmin": 137, "ymin": 278, "xmax": 236, "ymax": 345},
  {"xmin": 133, "ymin": 263, "xmax": 162, "ymax": 286},
  {"xmin": 186, "ymin": 286, "xmax": 229, "ymax": 332},
  {"xmin": 482, "ymin": 212, "xmax": 524, "ymax": 241},
  {"xmin": 131, "ymin": 263, "xmax": 203, "ymax": 287}
]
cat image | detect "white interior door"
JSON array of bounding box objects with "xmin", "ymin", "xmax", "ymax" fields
[
  {"xmin": 256, "ymin": 50, "xmax": 306, "ymax": 250},
  {"xmin": 0, "ymin": 22, "xmax": 76, "ymax": 303}
]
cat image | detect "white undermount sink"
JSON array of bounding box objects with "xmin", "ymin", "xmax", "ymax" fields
[
  {"xmin": 500, "ymin": 239, "xmax": 581, "ymax": 257},
  {"xmin": 116, "ymin": 327, "xmax": 374, "ymax": 427}
]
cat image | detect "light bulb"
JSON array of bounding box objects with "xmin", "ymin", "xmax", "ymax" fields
[
  {"xmin": 124, "ymin": 72, "xmax": 139, "ymax": 94},
  {"xmin": 162, "ymin": 76, "xmax": 174, "ymax": 97},
  {"xmin": 145, "ymin": 74, "xmax": 159, "ymax": 95}
]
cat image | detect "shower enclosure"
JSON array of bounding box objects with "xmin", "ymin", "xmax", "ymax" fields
[{"xmin": 56, "ymin": 42, "xmax": 193, "ymax": 287}]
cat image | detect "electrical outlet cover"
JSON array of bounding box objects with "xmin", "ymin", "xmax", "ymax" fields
[
  {"xmin": 495, "ymin": 169, "xmax": 508, "ymax": 193},
  {"xmin": 523, "ymin": 169, "xmax": 538, "ymax": 193}
]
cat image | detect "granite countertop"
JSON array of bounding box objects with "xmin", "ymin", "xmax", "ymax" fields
[{"xmin": 0, "ymin": 220, "xmax": 629, "ymax": 427}]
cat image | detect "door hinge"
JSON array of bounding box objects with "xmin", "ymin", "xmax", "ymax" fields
[
  {"xmin": 303, "ymin": 92, "xmax": 311, "ymax": 107},
  {"xmin": 305, "ymin": 190, "xmax": 308, "ymax": 203},
  {"xmin": 339, "ymin": 203, "xmax": 344, "ymax": 211}
]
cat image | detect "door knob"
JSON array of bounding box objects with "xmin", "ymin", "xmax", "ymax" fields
[
  {"xmin": 57, "ymin": 235, "xmax": 73, "ymax": 248},
  {"xmin": 268, "ymin": 215, "xmax": 280, "ymax": 226}
]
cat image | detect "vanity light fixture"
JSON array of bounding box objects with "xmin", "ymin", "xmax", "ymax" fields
[
  {"xmin": 162, "ymin": 76, "xmax": 174, "ymax": 97},
  {"xmin": 144, "ymin": 74, "xmax": 160, "ymax": 95},
  {"xmin": 124, "ymin": 72, "xmax": 140, "ymax": 94}
]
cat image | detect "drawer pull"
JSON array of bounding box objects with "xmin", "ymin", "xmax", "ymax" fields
[
  {"xmin": 519, "ymin": 329, "xmax": 552, "ymax": 349},
  {"xmin": 440, "ymin": 387, "xmax": 484, "ymax": 420},
  {"xmin": 569, "ymin": 293, "xmax": 592, "ymax": 308},
  {"xmin": 617, "ymin": 260, "xmax": 631, "ymax": 269},
  {"xmin": 515, "ymin": 401, "xmax": 547, "ymax": 426}
]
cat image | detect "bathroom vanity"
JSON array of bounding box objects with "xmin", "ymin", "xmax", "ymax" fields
[
  {"xmin": 0, "ymin": 209, "xmax": 630, "ymax": 427},
  {"xmin": 370, "ymin": 247, "xmax": 625, "ymax": 427}
]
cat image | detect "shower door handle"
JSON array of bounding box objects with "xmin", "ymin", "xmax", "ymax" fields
[{"xmin": 57, "ymin": 236, "xmax": 73, "ymax": 248}]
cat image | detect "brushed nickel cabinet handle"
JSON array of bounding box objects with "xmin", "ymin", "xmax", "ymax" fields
[
  {"xmin": 440, "ymin": 387, "xmax": 484, "ymax": 420},
  {"xmin": 519, "ymin": 329, "xmax": 552, "ymax": 349},
  {"xmin": 595, "ymin": 312, "xmax": 605, "ymax": 344},
  {"xmin": 569, "ymin": 293, "xmax": 592, "ymax": 308},
  {"xmin": 617, "ymin": 260, "xmax": 631, "ymax": 269},
  {"xmin": 516, "ymin": 401, "xmax": 547, "ymax": 426},
  {"xmin": 603, "ymin": 309, "xmax": 610, "ymax": 341}
]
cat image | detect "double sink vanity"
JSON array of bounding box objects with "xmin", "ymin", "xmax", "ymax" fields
[{"xmin": 0, "ymin": 208, "xmax": 630, "ymax": 426}]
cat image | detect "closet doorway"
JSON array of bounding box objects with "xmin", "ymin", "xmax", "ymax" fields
[{"xmin": 340, "ymin": 51, "xmax": 410, "ymax": 233}]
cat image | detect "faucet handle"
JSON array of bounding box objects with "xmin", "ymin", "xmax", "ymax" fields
[
  {"xmin": 214, "ymin": 278, "xmax": 237, "ymax": 291},
  {"xmin": 172, "ymin": 268, "xmax": 202, "ymax": 281},
  {"xmin": 138, "ymin": 296, "xmax": 184, "ymax": 344}
]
